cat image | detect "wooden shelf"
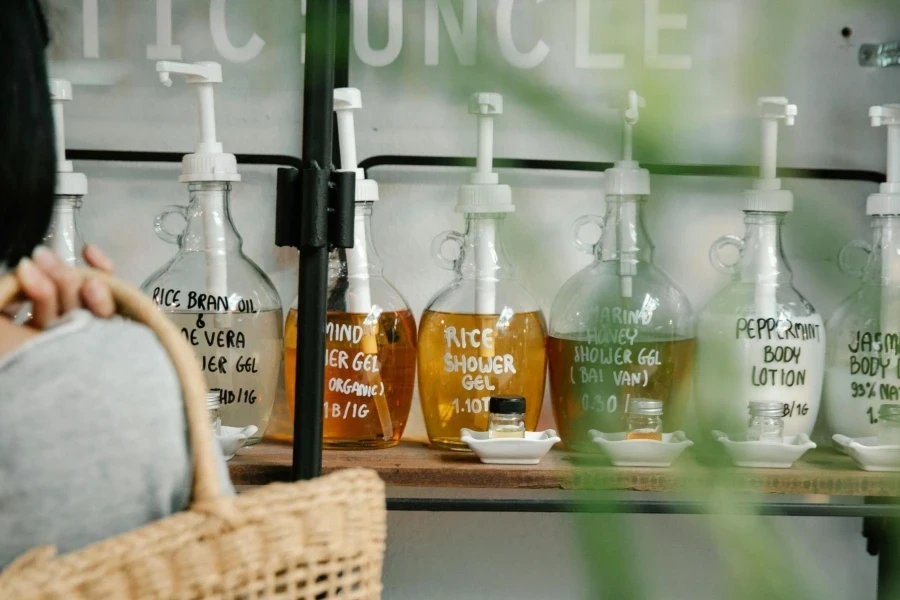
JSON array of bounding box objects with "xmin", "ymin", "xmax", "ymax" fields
[{"xmin": 229, "ymin": 441, "xmax": 900, "ymax": 498}]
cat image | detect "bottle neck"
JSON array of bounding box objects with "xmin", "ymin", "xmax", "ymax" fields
[
  {"xmin": 181, "ymin": 182, "xmax": 242, "ymax": 252},
  {"xmin": 736, "ymin": 211, "xmax": 793, "ymax": 285},
  {"xmin": 347, "ymin": 203, "xmax": 383, "ymax": 276},
  {"xmin": 867, "ymin": 215, "xmax": 900, "ymax": 287},
  {"xmin": 598, "ymin": 196, "xmax": 653, "ymax": 264},
  {"xmin": 46, "ymin": 195, "xmax": 85, "ymax": 266},
  {"xmin": 458, "ymin": 213, "xmax": 514, "ymax": 280}
]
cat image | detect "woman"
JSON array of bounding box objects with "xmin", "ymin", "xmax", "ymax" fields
[{"xmin": 0, "ymin": 0, "xmax": 231, "ymax": 568}]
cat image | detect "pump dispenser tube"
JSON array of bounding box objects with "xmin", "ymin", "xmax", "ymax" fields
[
  {"xmin": 333, "ymin": 88, "xmax": 393, "ymax": 442},
  {"xmin": 157, "ymin": 61, "xmax": 236, "ymax": 305},
  {"xmin": 47, "ymin": 79, "xmax": 88, "ymax": 266}
]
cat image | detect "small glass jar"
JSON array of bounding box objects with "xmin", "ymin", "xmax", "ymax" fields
[
  {"xmin": 207, "ymin": 391, "xmax": 222, "ymax": 436},
  {"xmin": 877, "ymin": 404, "xmax": 900, "ymax": 446},
  {"xmin": 488, "ymin": 396, "xmax": 526, "ymax": 439},
  {"xmin": 747, "ymin": 401, "xmax": 784, "ymax": 443},
  {"xmin": 625, "ymin": 399, "xmax": 663, "ymax": 440}
]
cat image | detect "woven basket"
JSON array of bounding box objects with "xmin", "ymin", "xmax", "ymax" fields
[{"xmin": 0, "ymin": 272, "xmax": 386, "ymax": 599}]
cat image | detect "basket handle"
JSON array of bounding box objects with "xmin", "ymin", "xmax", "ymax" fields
[{"xmin": 0, "ymin": 271, "xmax": 223, "ymax": 505}]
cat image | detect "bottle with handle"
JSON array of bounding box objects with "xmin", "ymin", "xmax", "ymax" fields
[
  {"xmin": 283, "ymin": 87, "xmax": 417, "ymax": 449},
  {"xmin": 695, "ymin": 97, "xmax": 825, "ymax": 439},
  {"xmin": 418, "ymin": 92, "xmax": 548, "ymax": 450},
  {"xmin": 824, "ymin": 104, "xmax": 900, "ymax": 439},
  {"xmin": 140, "ymin": 61, "xmax": 283, "ymax": 445},
  {"xmin": 548, "ymin": 91, "xmax": 695, "ymax": 451}
]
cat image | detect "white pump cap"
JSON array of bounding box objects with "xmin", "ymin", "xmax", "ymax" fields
[
  {"xmin": 334, "ymin": 88, "xmax": 378, "ymax": 202},
  {"xmin": 867, "ymin": 104, "xmax": 900, "ymax": 215},
  {"xmin": 50, "ymin": 79, "xmax": 88, "ymax": 197},
  {"xmin": 743, "ymin": 97, "xmax": 797, "ymax": 212},
  {"xmin": 605, "ymin": 90, "xmax": 650, "ymax": 196},
  {"xmin": 157, "ymin": 61, "xmax": 240, "ymax": 183},
  {"xmin": 458, "ymin": 92, "xmax": 513, "ymax": 214}
]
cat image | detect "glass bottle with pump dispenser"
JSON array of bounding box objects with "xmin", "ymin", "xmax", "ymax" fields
[
  {"xmin": 418, "ymin": 93, "xmax": 547, "ymax": 450},
  {"xmin": 15, "ymin": 79, "xmax": 89, "ymax": 325},
  {"xmin": 696, "ymin": 98, "xmax": 825, "ymax": 438},
  {"xmin": 548, "ymin": 91, "xmax": 695, "ymax": 452},
  {"xmin": 140, "ymin": 61, "xmax": 283, "ymax": 444},
  {"xmin": 284, "ymin": 88, "xmax": 417, "ymax": 448},
  {"xmin": 46, "ymin": 79, "xmax": 87, "ymax": 266},
  {"xmin": 824, "ymin": 104, "xmax": 900, "ymax": 439}
]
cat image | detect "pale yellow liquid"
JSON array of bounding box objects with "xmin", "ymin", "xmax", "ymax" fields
[
  {"xmin": 167, "ymin": 309, "xmax": 283, "ymax": 444},
  {"xmin": 418, "ymin": 310, "xmax": 547, "ymax": 450},
  {"xmin": 284, "ymin": 309, "xmax": 417, "ymax": 448}
]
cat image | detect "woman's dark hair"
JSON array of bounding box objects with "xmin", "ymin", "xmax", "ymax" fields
[{"xmin": 0, "ymin": 0, "xmax": 55, "ymax": 267}]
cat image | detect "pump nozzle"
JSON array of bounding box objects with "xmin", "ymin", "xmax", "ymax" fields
[
  {"xmin": 871, "ymin": 105, "xmax": 900, "ymax": 193},
  {"xmin": 49, "ymin": 79, "xmax": 87, "ymax": 197},
  {"xmin": 156, "ymin": 60, "xmax": 238, "ymax": 180},
  {"xmin": 622, "ymin": 90, "xmax": 646, "ymax": 162},
  {"xmin": 469, "ymin": 93, "xmax": 503, "ymax": 185},
  {"xmin": 334, "ymin": 88, "xmax": 363, "ymax": 179},
  {"xmin": 755, "ymin": 97, "xmax": 797, "ymax": 188}
]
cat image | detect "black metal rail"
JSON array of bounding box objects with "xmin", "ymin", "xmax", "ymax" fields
[
  {"xmin": 360, "ymin": 155, "xmax": 885, "ymax": 184},
  {"xmin": 387, "ymin": 497, "xmax": 900, "ymax": 517},
  {"xmin": 68, "ymin": 149, "xmax": 301, "ymax": 170}
]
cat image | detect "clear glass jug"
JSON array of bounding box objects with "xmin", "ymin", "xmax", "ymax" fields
[
  {"xmin": 284, "ymin": 203, "xmax": 417, "ymax": 448},
  {"xmin": 418, "ymin": 211, "xmax": 548, "ymax": 450},
  {"xmin": 549, "ymin": 195, "xmax": 695, "ymax": 451},
  {"xmin": 824, "ymin": 214, "xmax": 900, "ymax": 438},
  {"xmin": 141, "ymin": 182, "xmax": 283, "ymax": 443}
]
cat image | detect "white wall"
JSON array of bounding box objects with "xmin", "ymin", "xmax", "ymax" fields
[{"xmin": 46, "ymin": 0, "xmax": 894, "ymax": 597}]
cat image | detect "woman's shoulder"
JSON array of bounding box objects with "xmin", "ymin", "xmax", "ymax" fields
[{"xmin": 0, "ymin": 310, "xmax": 176, "ymax": 377}]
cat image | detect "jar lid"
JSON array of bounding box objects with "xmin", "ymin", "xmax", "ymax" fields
[
  {"xmin": 489, "ymin": 395, "xmax": 525, "ymax": 414},
  {"xmin": 626, "ymin": 398, "xmax": 663, "ymax": 416},
  {"xmin": 878, "ymin": 403, "xmax": 900, "ymax": 418},
  {"xmin": 206, "ymin": 391, "xmax": 222, "ymax": 410},
  {"xmin": 748, "ymin": 401, "xmax": 783, "ymax": 417}
]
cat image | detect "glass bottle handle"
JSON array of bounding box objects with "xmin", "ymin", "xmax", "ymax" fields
[
  {"xmin": 709, "ymin": 235, "xmax": 745, "ymax": 273},
  {"xmin": 571, "ymin": 215, "xmax": 604, "ymax": 254},
  {"xmin": 838, "ymin": 240, "xmax": 873, "ymax": 279},
  {"xmin": 154, "ymin": 205, "xmax": 189, "ymax": 245},
  {"xmin": 431, "ymin": 230, "xmax": 465, "ymax": 271}
]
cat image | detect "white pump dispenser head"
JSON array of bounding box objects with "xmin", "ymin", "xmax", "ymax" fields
[
  {"xmin": 867, "ymin": 104, "xmax": 900, "ymax": 215},
  {"xmin": 157, "ymin": 61, "xmax": 240, "ymax": 183},
  {"xmin": 334, "ymin": 88, "xmax": 378, "ymax": 202},
  {"xmin": 605, "ymin": 90, "xmax": 650, "ymax": 196},
  {"xmin": 50, "ymin": 79, "xmax": 87, "ymax": 197},
  {"xmin": 744, "ymin": 97, "xmax": 796, "ymax": 212},
  {"xmin": 458, "ymin": 92, "xmax": 513, "ymax": 214}
]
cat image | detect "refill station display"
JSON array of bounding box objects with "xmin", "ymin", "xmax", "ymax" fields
[{"xmin": 142, "ymin": 61, "xmax": 283, "ymax": 443}]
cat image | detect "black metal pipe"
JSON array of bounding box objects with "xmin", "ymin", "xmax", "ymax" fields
[
  {"xmin": 293, "ymin": 0, "xmax": 337, "ymax": 481},
  {"xmin": 358, "ymin": 155, "xmax": 885, "ymax": 184},
  {"xmin": 387, "ymin": 497, "xmax": 900, "ymax": 517},
  {"xmin": 68, "ymin": 149, "xmax": 302, "ymax": 170}
]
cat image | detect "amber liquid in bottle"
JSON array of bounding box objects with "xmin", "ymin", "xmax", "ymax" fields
[
  {"xmin": 625, "ymin": 431, "xmax": 663, "ymax": 441},
  {"xmin": 418, "ymin": 310, "xmax": 547, "ymax": 450},
  {"xmin": 284, "ymin": 309, "xmax": 417, "ymax": 448},
  {"xmin": 548, "ymin": 335, "xmax": 694, "ymax": 451}
]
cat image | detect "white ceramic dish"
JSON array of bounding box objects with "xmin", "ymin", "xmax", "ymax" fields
[
  {"xmin": 833, "ymin": 435, "xmax": 900, "ymax": 472},
  {"xmin": 460, "ymin": 429, "xmax": 560, "ymax": 465},
  {"xmin": 713, "ymin": 431, "xmax": 816, "ymax": 468},
  {"xmin": 588, "ymin": 431, "xmax": 693, "ymax": 468},
  {"xmin": 217, "ymin": 425, "xmax": 258, "ymax": 461}
]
